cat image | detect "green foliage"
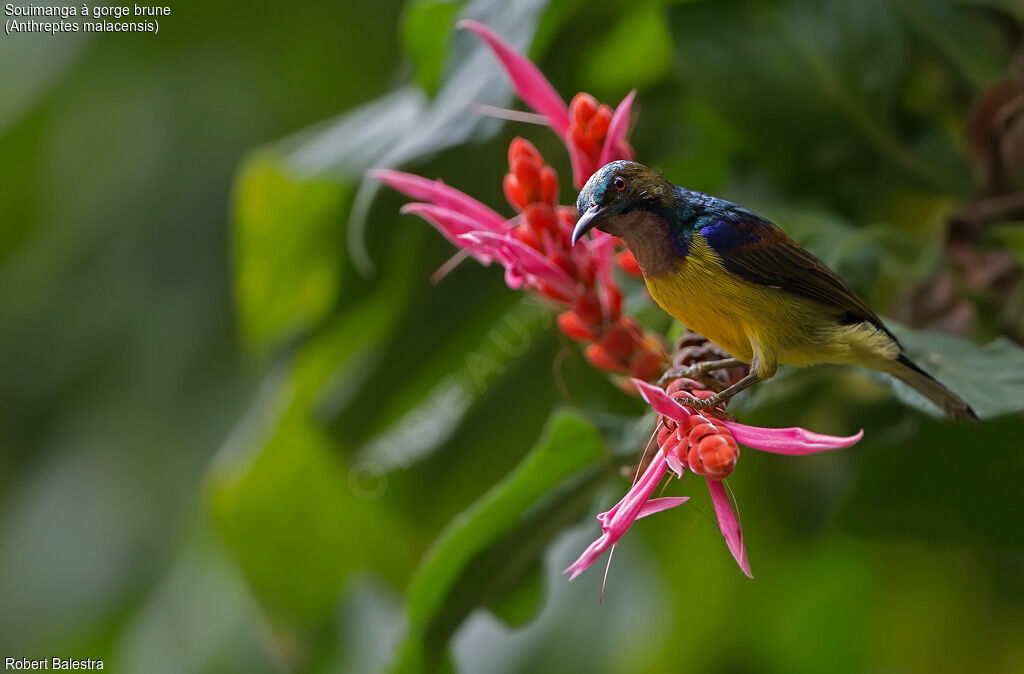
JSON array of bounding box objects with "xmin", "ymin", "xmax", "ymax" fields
[
  {"xmin": 392, "ymin": 410, "xmax": 606, "ymax": 672},
  {"xmin": 403, "ymin": 0, "xmax": 463, "ymax": 95},
  {"xmin": 580, "ymin": 4, "xmax": 673, "ymax": 96},
  {"xmin": 892, "ymin": 325, "xmax": 1024, "ymax": 419},
  {"xmin": 208, "ymin": 270, "xmax": 418, "ymax": 624},
  {"xmin": 208, "ymin": 387, "xmax": 414, "ymax": 624},
  {"xmin": 233, "ymin": 155, "xmax": 351, "ymax": 355}
]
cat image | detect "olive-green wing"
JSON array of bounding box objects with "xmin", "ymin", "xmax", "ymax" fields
[{"xmin": 699, "ymin": 212, "xmax": 898, "ymax": 345}]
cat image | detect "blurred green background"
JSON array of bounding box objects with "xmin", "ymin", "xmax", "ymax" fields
[{"xmin": 3, "ymin": 0, "xmax": 1024, "ymax": 672}]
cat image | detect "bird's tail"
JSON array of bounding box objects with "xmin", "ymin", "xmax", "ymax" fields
[{"xmin": 888, "ymin": 353, "xmax": 978, "ymax": 422}]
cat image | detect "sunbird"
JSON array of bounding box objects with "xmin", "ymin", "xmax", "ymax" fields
[{"xmin": 571, "ymin": 161, "xmax": 977, "ymax": 421}]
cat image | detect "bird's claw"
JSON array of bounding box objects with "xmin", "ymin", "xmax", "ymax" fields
[
  {"xmin": 657, "ymin": 365, "xmax": 695, "ymax": 386},
  {"xmin": 682, "ymin": 395, "xmax": 723, "ymax": 410}
]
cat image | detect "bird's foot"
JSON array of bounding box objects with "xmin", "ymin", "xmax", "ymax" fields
[
  {"xmin": 657, "ymin": 365, "xmax": 693, "ymax": 386},
  {"xmin": 680, "ymin": 393, "xmax": 726, "ymax": 410},
  {"xmin": 657, "ymin": 358, "xmax": 744, "ymax": 386}
]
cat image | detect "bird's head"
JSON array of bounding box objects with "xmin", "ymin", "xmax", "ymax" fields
[{"xmin": 571, "ymin": 161, "xmax": 675, "ymax": 246}]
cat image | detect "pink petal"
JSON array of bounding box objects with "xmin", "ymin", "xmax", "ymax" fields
[
  {"xmin": 368, "ymin": 169, "xmax": 506, "ymax": 232},
  {"xmin": 722, "ymin": 422, "xmax": 863, "ymax": 455},
  {"xmin": 568, "ymin": 141, "xmax": 596, "ymax": 190},
  {"xmin": 636, "ymin": 496, "xmax": 688, "ymax": 520},
  {"xmin": 587, "ymin": 230, "xmax": 618, "ymax": 287},
  {"xmin": 458, "ymin": 20, "xmax": 570, "ymax": 137},
  {"xmin": 707, "ymin": 478, "xmax": 752, "ymax": 578},
  {"xmin": 634, "ymin": 378, "xmax": 864, "ymax": 455},
  {"xmin": 598, "ymin": 90, "xmax": 636, "ymax": 167},
  {"xmin": 632, "ymin": 379, "xmax": 692, "ymax": 423},
  {"xmin": 461, "ymin": 231, "xmax": 577, "ymax": 298},
  {"xmin": 665, "ymin": 453, "xmax": 685, "ymax": 478},
  {"xmin": 565, "ymin": 451, "xmax": 671, "ymax": 580},
  {"xmin": 564, "ymin": 534, "xmax": 612, "ymax": 581},
  {"xmin": 603, "ymin": 452, "xmax": 668, "ymax": 536},
  {"xmin": 400, "ymin": 203, "xmax": 494, "ymax": 264}
]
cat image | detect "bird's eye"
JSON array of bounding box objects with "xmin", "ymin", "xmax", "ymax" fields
[{"xmin": 612, "ymin": 176, "xmax": 627, "ymax": 191}]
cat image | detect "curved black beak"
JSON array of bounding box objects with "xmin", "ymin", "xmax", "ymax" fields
[{"xmin": 571, "ymin": 204, "xmax": 607, "ymax": 245}]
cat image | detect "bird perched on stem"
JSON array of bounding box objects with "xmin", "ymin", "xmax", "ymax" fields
[{"xmin": 571, "ymin": 160, "xmax": 977, "ymax": 421}]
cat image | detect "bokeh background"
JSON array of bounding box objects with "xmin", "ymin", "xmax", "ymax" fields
[{"xmin": 3, "ymin": 0, "xmax": 1024, "ymax": 672}]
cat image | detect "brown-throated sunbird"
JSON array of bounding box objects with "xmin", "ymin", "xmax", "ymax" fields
[{"xmin": 571, "ymin": 160, "xmax": 977, "ymax": 421}]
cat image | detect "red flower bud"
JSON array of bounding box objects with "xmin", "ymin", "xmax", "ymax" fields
[
  {"xmin": 688, "ymin": 434, "xmax": 738, "ymax": 480},
  {"xmin": 536, "ymin": 283, "xmax": 574, "ymax": 305},
  {"xmin": 619, "ymin": 315, "xmax": 642, "ymax": 337},
  {"xmin": 504, "ymin": 173, "xmax": 527, "ymax": 212},
  {"xmin": 587, "ymin": 105, "xmax": 612, "ymax": 141},
  {"xmin": 548, "ymin": 251, "xmax": 575, "ymax": 279},
  {"xmin": 601, "ymin": 323, "xmax": 635, "ymax": 359},
  {"xmin": 525, "ymin": 203, "xmax": 558, "ymax": 234},
  {"xmin": 539, "ymin": 166, "xmax": 559, "ymax": 205},
  {"xmin": 512, "ymin": 158, "xmax": 540, "ymax": 200},
  {"xmin": 630, "ymin": 350, "xmax": 664, "ymax": 382},
  {"xmin": 512, "ymin": 223, "xmax": 542, "ymax": 251},
  {"xmin": 575, "ymin": 258, "xmax": 596, "ymax": 288},
  {"xmin": 558, "ymin": 311, "xmax": 599, "ymax": 341},
  {"xmin": 685, "ymin": 419, "xmax": 719, "ymax": 445},
  {"xmin": 573, "ymin": 293, "xmax": 603, "ymax": 326},
  {"xmin": 571, "ymin": 128, "xmax": 598, "ymax": 157},
  {"xmin": 602, "ymin": 284, "xmax": 623, "ymax": 322},
  {"xmin": 667, "ymin": 412, "xmax": 738, "ymax": 479},
  {"xmin": 616, "ymin": 250, "xmax": 643, "ymax": 277},
  {"xmin": 571, "ymin": 93, "xmax": 598, "ymax": 128},
  {"xmin": 508, "ymin": 137, "xmax": 542, "ymax": 166},
  {"xmin": 585, "ymin": 343, "xmax": 627, "ymax": 373}
]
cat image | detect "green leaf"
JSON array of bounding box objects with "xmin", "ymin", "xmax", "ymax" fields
[
  {"xmin": 580, "ymin": 3, "xmax": 673, "ymax": 96},
  {"xmin": 207, "ymin": 370, "xmax": 417, "ymax": 626},
  {"xmin": 207, "ymin": 265, "xmax": 417, "ymax": 625},
  {"xmin": 402, "ymin": 0, "xmax": 462, "ymax": 96},
  {"xmin": 347, "ymin": 294, "xmax": 553, "ymax": 469},
  {"xmin": 482, "ymin": 559, "xmax": 544, "ymax": 627},
  {"xmin": 231, "ymin": 154, "xmax": 351, "ymax": 355},
  {"xmin": 391, "ymin": 410, "xmax": 607, "ymax": 672},
  {"xmin": 889, "ymin": 324, "xmax": 1024, "ymax": 419}
]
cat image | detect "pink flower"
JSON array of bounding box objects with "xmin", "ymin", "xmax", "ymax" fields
[
  {"xmin": 564, "ymin": 380, "xmax": 863, "ymax": 580},
  {"xmin": 564, "ymin": 448, "xmax": 687, "ymax": 581},
  {"xmin": 366, "ymin": 169, "xmax": 507, "ymax": 233},
  {"xmin": 369, "ymin": 166, "xmax": 588, "ymax": 303},
  {"xmin": 459, "ymin": 20, "xmax": 634, "ymax": 188},
  {"xmin": 460, "ymin": 230, "xmax": 578, "ymax": 299}
]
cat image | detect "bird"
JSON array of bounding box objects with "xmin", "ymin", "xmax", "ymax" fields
[{"xmin": 571, "ymin": 160, "xmax": 977, "ymax": 421}]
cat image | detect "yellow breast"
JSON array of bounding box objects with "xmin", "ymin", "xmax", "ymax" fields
[
  {"xmin": 645, "ymin": 236, "xmax": 756, "ymax": 362},
  {"xmin": 643, "ymin": 235, "xmax": 898, "ymax": 376}
]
